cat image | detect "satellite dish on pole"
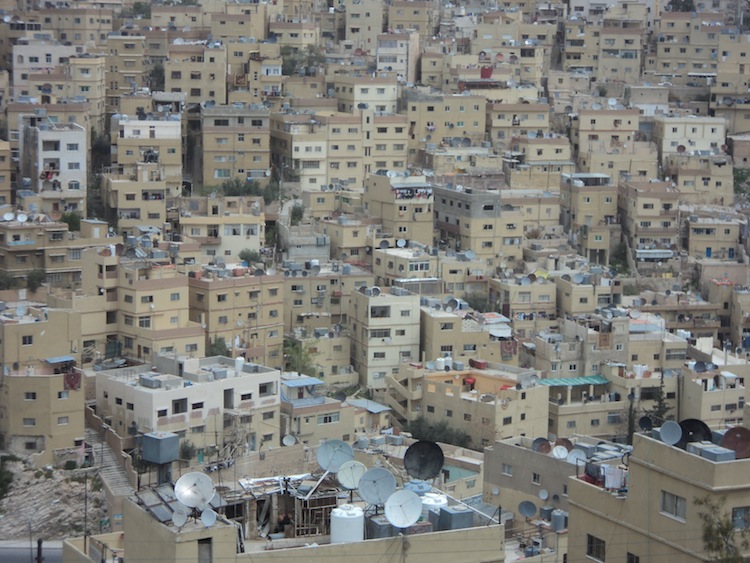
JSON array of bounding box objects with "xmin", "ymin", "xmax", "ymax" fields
[
  {"xmin": 403, "ymin": 441, "xmax": 444, "ymax": 480},
  {"xmin": 316, "ymin": 439, "xmax": 355, "ymax": 472},
  {"xmin": 337, "ymin": 460, "xmax": 367, "ymax": 490},
  {"xmin": 200, "ymin": 508, "xmax": 217, "ymax": 527},
  {"xmin": 358, "ymin": 467, "xmax": 397, "ymax": 505},
  {"xmin": 676, "ymin": 418, "xmax": 711, "ymax": 449},
  {"xmin": 171, "ymin": 505, "xmax": 188, "ymax": 528},
  {"xmin": 659, "ymin": 420, "xmax": 683, "ymax": 446},
  {"xmin": 174, "ymin": 472, "xmax": 216, "ymax": 509},
  {"xmin": 519, "ymin": 500, "xmax": 537, "ymax": 518},
  {"xmin": 384, "ymin": 489, "xmax": 422, "ymax": 528},
  {"xmin": 638, "ymin": 416, "xmax": 653, "ymax": 431}
]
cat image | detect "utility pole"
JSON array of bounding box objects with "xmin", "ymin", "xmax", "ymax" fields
[{"xmin": 35, "ymin": 538, "xmax": 43, "ymax": 563}]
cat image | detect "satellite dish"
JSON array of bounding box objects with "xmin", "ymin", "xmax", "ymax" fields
[
  {"xmin": 566, "ymin": 449, "xmax": 586, "ymax": 465},
  {"xmin": 200, "ymin": 508, "xmax": 217, "ymax": 527},
  {"xmin": 358, "ymin": 467, "xmax": 397, "ymax": 505},
  {"xmin": 317, "ymin": 439, "xmax": 354, "ymax": 472},
  {"xmin": 15, "ymin": 305, "xmax": 27, "ymax": 317},
  {"xmin": 334, "ymin": 391, "xmax": 347, "ymax": 402},
  {"xmin": 171, "ymin": 505, "xmax": 188, "ymax": 527},
  {"xmin": 16, "ymin": 213, "xmax": 27, "ymax": 223},
  {"xmin": 659, "ymin": 420, "xmax": 682, "ymax": 446},
  {"xmin": 337, "ymin": 460, "xmax": 367, "ymax": 490},
  {"xmin": 554, "ymin": 438, "xmax": 573, "ymax": 452},
  {"xmin": 638, "ymin": 416, "xmax": 653, "ymax": 431},
  {"xmin": 572, "ymin": 273, "xmax": 584, "ymax": 284},
  {"xmin": 591, "ymin": 103, "xmax": 602, "ymax": 110},
  {"xmin": 721, "ymin": 427, "xmax": 750, "ymax": 459},
  {"xmin": 385, "ymin": 490, "xmax": 422, "ymax": 528},
  {"xmin": 519, "ymin": 500, "xmax": 537, "ymax": 518},
  {"xmin": 539, "ymin": 489, "xmax": 549, "ymax": 501},
  {"xmin": 174, "ymin": 472, "xmax": 216, "ymax": 509},
  {"xmin": 552, "ymin": 445, "xmax": 568, "ymax": 459},
  {"xmin": 520, "ymin": 276, "xmax": 531, "ymax": 286},
  {"xmin": 629, "ymin": 309, "xmax": 641, "ymax": 319},
  {"xmin": 397, "ymin": 239, "xmax": 407, "ymax": 248},
  {"xmin": 282, "ymin": 434, "xmax": 297, "ymax": 447},
  {"xmin": 694, "ymin": 361, "xmax": 707, "ymax": 373},
  {"xmin": 404, "ymin": 441, "xmax": 444, "ymax": 480},
  {"xmin": 607, "ymin": 97, "xmax": 617, "ymax": 107},
  {"xmin": 532, "ymin": 437, "xmax": 551, "ymax": 454},
  {"xmin": 3, "ymin": 212, "xmax": 13, "ymax": 221},
  {"xmin": 491, "ymin": 487, "xmax": 500, "ymax": 496},
  {"xmin": 677, "ymin": 418, "xmax": 711, "ymax": 449}
]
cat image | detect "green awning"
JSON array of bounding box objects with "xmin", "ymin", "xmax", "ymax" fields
[{"xmin": 537, "ymin": 375, "xmax": 609, "ymax": 387}]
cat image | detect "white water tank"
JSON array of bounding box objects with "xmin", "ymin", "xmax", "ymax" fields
[
  {"xmin": 330, "ymin": 504, "xmax": 365, "ymax": 543},
  {"xmin": 235, "ymin": 356, "xmax": 244, "ymax": 373},
  {"xmin": 435, "ymin": 357, "xmax": 446, "ymax": 371},
  {"xmin": 422, "ymin": 492, "xmax": 448, "ymax": 518}
]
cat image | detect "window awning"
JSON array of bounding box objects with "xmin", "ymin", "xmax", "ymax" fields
[{"xmin": 45, "ymin": 355, "xmax": 75, "ymax": 364}]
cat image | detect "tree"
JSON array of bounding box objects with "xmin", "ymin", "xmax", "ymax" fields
[
  {"xmin": 239, "ymin": 249, "xmax": 262, "ymax": 265},
  {"xmin": 0, "ymin": 272, "xmax": 20, "ymax": 290},
  {"xmin": 207, "ymin": 337, "xmax": 230, "ymax": 357},
  {"xmin": 290, "ymin": 204, "xmax": 304, "ymax": 226},
  {"xmin": 668, "ymin": 0, "xmax": 696, "ymax": 11},
  {"xmin": 90, "ymin": 129, "xmax": 111, "ymax": 172},
  {"xmin": 148, "ymin": 63, "xmax": 164, "ymax": 92},
  {"xmin": 26, "ymin": 269, "xmax": 46, "ymax": 292},
  {"xmin": 405, "ymin": 416, "xmax": 472, "ymax": 448},
  {"xmin": 644, "ymin": 377, "xmax": 672, "ymax": 427},
  {"xmin": 0, "ymin": 456, "xmax": 13, "ymax": 502},
  {"xmin": 284, "ymin": 340, "xmax": 318, "ymax": 376},
  {"xmin": 695, "ymin": 495, "xmax": 749, "ymax": 562},
  {"xmin": 60, "ymin": 211, "xmax": 81, "ymax": 232},
  {"xmin": 179, "ymin": 440, "xmax": 197, "ymax": 461},
  {"xmin": 463, "ymin": 292, "xmax": 490, "ymax": 312}
]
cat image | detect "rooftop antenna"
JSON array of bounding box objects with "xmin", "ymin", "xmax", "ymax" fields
[
  {"xmin": 638, "ymin": 416, "xmax": 653, "ymax": 431},
  {"xmin": 551, "ymin": 445, "xmax": 568, "ymax": 459},
  {"xmin": 532, "ymin": 437, "xmax": 551, "ymax": 454},
  {"xmin": 676, "ymin": 418, "xmax": 711, "ymax": 449},
  {"xmin": 306, "ymin": 439, "xmax": 354, "ymax": 500},
  {"xmin": 200, "ymin": 508, "xmax": 217, "ymax": 528},
  {"xmin": 337, "ymin": 460, "xmax": 367, "ymax": 493},
  {"xmin": 403, "ymin": 441, "xmax": 444, "ymax": 480},
  {"xmin": 566, "ymin": 448, "xmax": 586, "ymax": 465},
  {"xmin": 174, "ymin": 472, "xmax": 216, "ymax": 510},
  {"xmin": 282, "ymin": 434, "xmax": 297, "ymax": 447}
]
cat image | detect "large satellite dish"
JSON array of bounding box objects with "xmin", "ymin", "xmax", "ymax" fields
[
  {"xmin": 532, "ymin": 437, "xmax": 551, "ymax": 454},
  {"xmin": 282, "ymin": 434, "xmax": 297, "ymax": 447},
  {"xmin": 404, "ymin": 441, "xmax": 444, "ymax": 480},
  {"xmin": 721, "ymin": 427, "xmax": 750, "ymax": 459},
  {"xmin": 638, "ymin": 416, "xmax": 653, "ymax": 431},
  {"xmin": 519, "ymin": 500, "xmax": 537, "ymax": 518},
  {"xmin": 659, "ymin": 420, "xmax": 683, "ymax": 446},
  {"xmin": 358, "ymin": 467, "xmax": 397, "ymax": 505},
  {"xmin": 552, "ymin": 445, "xmax": 568, "ymax": 460},
  {"xmin": 174, "ymin": 472, "xmax": 216, "ymax": 509},
  {"xmin": 384, "ymin": 489, "xmax": 422, "ymax": 528},
  {"xmin": 200, "ymin": 508, "xmax": 217, "ymax": 527},
  {"xmin": 566, "ymin": 448, "xmax": 586, "ymax": 465},
  {"xmin": 554, "ymin": 438, "xmax": 573, "ymax": 452},
  {"xmin": 317, "ymin": 439, "xmax": 355, "ymax": 472},
  {"xmin": 677, "ymin": 418, "xmax": 712, "ymax": 449},
  {"xmin": 337, "ymin": 460, "xmax": 367, "ymax": 490},
  {"xmin": 171, "ymin": 505, "xmax": 188, "ymax": 527}
]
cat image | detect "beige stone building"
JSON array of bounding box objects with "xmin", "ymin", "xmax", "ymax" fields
[
  {"xmin": 104, "ymin": 33, "xmax": 148, "ymax": 114},
  {"xmin": 165, "ymin": 42, "xmax": 227, "ymax": 105},
  {"xmin": 502, "ymin": 135, "xmax": 575, "ymax": 191},
  {"xmin": 188, "ymin": 266, "xmax": 283, "ymax": 370},
  {"xmin": 348, "ymin": 285, "xmax": 421, "ymax": 390},
  {"xmin": 344, "ymin": 0, "xmax": 384, "ymax": 51},
  {"xmin": 372, "ymin": 246, "xmax": 439, "ymax": 289},
  {"xmin": 571, "ymin": 108, "xmax": 640, "ymax": 159},
  {"xmin": 652, "ymin": 114, "xmax": 727, "ymax": 160},
  {"xmin": 331, "ymin": 75, "xmax": 399, "ymax": 115},
  {"xmin": 386, "ymin": 363, "xmax": 548, "ymax": 448},
  {"xmin": 103, "ymin": 163, "xmax": 170, "ymax": 237},
  {"xmin": 287, "ymin": 328, "xmax": 359, "ymax": 388},
  {"xmin": 376, "ymin": 31, "xmax": 420, "ymax": 84},
  {"xmin": 684, "ymin": 215, "xmax": 742, "ymax": 262},
  {"xmin": 387, "ymin": 0, "xmax": 439, "ymax": 41},
  {"xmin": 38, "ymin": 6, "xmax": 114, "ymax": 46},
  {"xmin": 420, "ymin": 307, "xmax": 494, "ymax": 364},
  {"xmin": 486, "ymin": 103, "xmax": 550, "ymax": 150},
  {"xmin": 664, "ymin": 151, "xmax": 734, "ymax": 206},
  {"xmin": 490, "ymin": 276, "xmax": 557, "ymax": 338}
]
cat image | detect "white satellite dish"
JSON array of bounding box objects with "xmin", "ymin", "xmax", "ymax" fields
[
  {"xmin": 397, "ymin": 239, "xmax": 407, "ymax": 248},
  {"xmin": 607, "ymin": 97, "xmax": 617, "ymax": 107},
  {"xmin": 539, "ymin": 489, "xmax": 549, "ymax": 501},
  {"xmin": 552, "ymin": 445, "xmax": 568, "ymax": 459},
  {"xmin": 282, "ymin": 434, "xmax": 297, "ymax": 447},
  {"xmin": 3, "ymin": 212, "xmax": 13, "ymax": 222},
  {"xmin": 358, "ymin": 467, "xmax": 397, "ymax": 505},
  {"xmin": 566, "ymin": 448, "xmax": 586, "ymax": 465},
  {"xmin": 200, "ymin": 508, "xmax": 217, "ymax": 527},
  {"xmin": 660, "ymin": 420, "xmax": 683, "ymax": 446},
  {"xmin": 337, "ymin": 460, "xmax": 367, "ymax": 490},
  {"xmin": 16, "ymin": 213, "xmax": 27, "ymax": 223},
  {"xmin": 171, "ymin": 505, "xmax": 188, "ymax": 527},
  {"xmin": 316, "ymin": 439, "xmax": 354, "ymax": 472},
  {"xmin": 384, "ymin": 489, "xmax": 422, "ymax": 528},
  {"xmin": 174, "ymin": 472, "xmax": 216, "ymax": 509}
]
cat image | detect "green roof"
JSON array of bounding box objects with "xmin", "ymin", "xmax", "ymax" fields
[{"xmin": 537, "ymin": 375, "xmax": 610, "ymax": 387}]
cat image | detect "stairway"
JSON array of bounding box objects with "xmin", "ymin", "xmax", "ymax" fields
[{"xmin": 85, "ymin": 428, "xmax": 135, "ymax": 497}]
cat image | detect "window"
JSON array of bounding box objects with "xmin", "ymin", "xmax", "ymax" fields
[
  {"xmin": 732, "ymin": 506, "xmax": 750, "ymax": 529},
  {"xmin": 586, "ymin": 534, "xmax": 606, "ymax": 561},
  {"xmin": 627, "ymin": 554, "xmax": 640, "ymax": 563},
  {"xmin": 22, "ymin": 336, "xmax": 33, "ymax": 345},
  {"xmin": 58, "ymin": 391, "xmax": 68, "ymax": 400},
  {"xmin": 317, "ymin": 412, "xmax": 340, "ymax": 424},
  {"xmin": 262, "ymin": 411, "xmax": 275, "ymax": 420},
  {"xmin": 192, "ymin": 401, "xmax": 204, "ymax": 410},
  {"xmin": 24, "ymin": 392, "xmax": 36, "ymax": 400},
  {"xmin": 170, "ymin": 292, "xmax": 180, "ymax": 301},
  {"xmin": 503, "ymin": 416, "xmax": 512, "ymax": 425},
  {"xmin": 661, "ymin": 491, "xmax": 686, "ymax": 521},
  {"xmin": 532, "ymin": 472, "xmax": 540, "ymax": 484},
  {"xmin": 502, "ymin": 463, "xmax": 512, "ymax": 476},
  {"xmin": 172, "ymin": 398, "xmax": 188, "ymax": 414},
  {"xmin": 23, "ymin": 418, "xmax": 36, "ymax": 426}
]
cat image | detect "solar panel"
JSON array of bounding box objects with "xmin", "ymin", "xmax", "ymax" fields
[
  {"xmin": 148, "ymin": 504, "xmax": 174, "ymax": 523},
  {"xmin": 138, "ymin": 490, "xmax": 162, "ymax": 507}
]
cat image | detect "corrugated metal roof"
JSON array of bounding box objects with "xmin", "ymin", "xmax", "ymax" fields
[
  {"xmin": 346, "ymin": 398, "xmax": 391, "ymax": 413},
  {"xmin": 537, "ymin": 375, "xmax": 609, "ymax": 387}
]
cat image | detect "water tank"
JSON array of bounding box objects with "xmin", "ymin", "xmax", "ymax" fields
[
  {"xmin": 342, "ymin": 264, "xmax": 352, "ymax": 275},
  {"xmin": 235, "ymin": 356, "xmax": 244, "ymax": 373},
  {"xmin": 540, "ymin": 505, "xmax": 554, "ymax": 521},
  {"xmin": 331, "ymin": 504, "xmax": 364, "ymax": 543},
  {"xmin": 551, "ymin": 509, "xmax": 566, "ymax": 532},
  {"xmin": 404, "ymin": 479, "xmax": 431, "ymax": 496},
  {"xmin": 356, "ymin": 437, "xmax": 369, "ymax": 449},
  {"xmin": 366, "ymin": 514, "xmax": 394, "ymax": 539},
  {"xmin": 444, "ymin": 357, "xmax": 453, "ymax": 370},
  {"xmin": 438, "ymin": 505, "xmax": 473, "ymax": 530},
  {"xmin": 422, "ymin": 492, "xmax": 448, "ymax": 518},
  {"xmin": 386, "ymin": 434, "xmax": 403, "ymax": 446},
  {"xmin": 435, "ymin": 357, "xmax": 446, "ymax": 371}
]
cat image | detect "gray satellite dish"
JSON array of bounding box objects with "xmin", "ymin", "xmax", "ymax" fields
[
  {"xmin": 171, "ymin": 505, "xmax": 188, "ymax": 527},
  {"xmin": 174, "ymin": 472, "xmax": 216, "ymax": 509},
  {"xmin": 2, "ymin": 212, "xmax": 12, "ymax": 221},
  {"xmin": 358, "ymin": 467, "xmax": 397, "ymax": 505},
  {"xmin": 566, "ymin": 449, "xmax": 586, "ymax": 465},
  {"xmin": 16, "ymin": 213, "xmax": 27, "ymax": 223},
  {"xmin": 404, "ymin": 441, "xmax": 444, "ymax": 480},
  {"xmin": 337, "ymin": 460, "xmax": 367, "ymax": 490},
  {"xmin": 464, "ymin": 250, "xmax": 476, "ymax": 260},
  {"xmin": 591, "ymin": 103, "xmax": 602, "ymax": 110},
  {"xmin": 639, "ymin": 416, "xmax": 653, "ymax": 431},
  {"xmin": 539, "ymin": 489, "xmax": 549, "ymax": 501},
  {"xmin": 629, "ymin": 309, "xmax": 641, "ymax": 319},
  {"xmin": 396, "ymin": 239, "xmax": 407, "ymax": 248},
  {"xmin": 520, "ymin": 277, "xmax": 531, "ymax": 286},
  {"xmin": 659, "ymin": 420, "xmax": 682, "ymax": 446},
  {"xmin": 607, "ymin": 98, "xmax": 617, "ymax": 107},
  {"xmin": 519, "ymin": 500, "xmax": 537, "ymax": 518},
  {"xmin": 282, "ymin": 434, "xmax": 297, "ymax": 447},
  {"xmin": 572, "ymin": 273, "xmax": 584, "ymax": 284},
  {"xmin": 15, "ymin": 305, "xmax": 27, "ymax": 317},
  {"xmin": 316, "ymin": 439, "xmax": 354, "ymax": 472},
  {"xmin": 385, "ymin": 489, "xmax": 422, "ymax": 528},
  {"xmin": 200, "ymin": 508, "xmax": 217, "ymax": 527},
  {"xmin": 552, "ymin": 445, "xmax": 568, "ymax": 459}
]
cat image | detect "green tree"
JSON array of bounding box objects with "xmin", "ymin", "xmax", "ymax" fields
[
  {"xmin": 239, "ymin": 249, "xmax": 262, "ymax": 265},
  {"xmin": 290, "ymin": 204, "xmax": 304, "ymax": 226},
  {"xmin": 148, "ymin": 63, "xmax": 164, "ymax": 91},
  {"xmin": 26, "ymin": 270, "xmax": 46, "ymax": 292},
  {"xmin": 90, "ymin": 129, "xmax": 111, "ymax": 172},
  {"xmin": 284, "ymin": 340, "xmax": 318, "ymax": 376},
  {"xmin": 644, "ymin": 377, "xmax": 672, "ymax": 427},
  {"xmin": 406, "ymin": 416, "xmax": 472, "ymax": 448},
  {"xmin": 695, "ymin": 495, "xmax": 749, "ymax": 562},
  {"xmin": 463, "ymin": 292, "xmax": 490, "ymax": 312},
  {"xmin": 179, "ymin": 440, "xmax": 197, "ymax": 460},
  {"xmin": 0, "ymin": 272, "xmax": 19, "ymax": 290},
  {"xmin": 206, "ymin": 337, "xmax": 230, "ymax": 357},
  {"xmin": 0, "ymin": 456, "xmax": 13, "ymax": 502},
  {"xmin": 668, "ymin": 0, "xmax": 696, "ymax": 11},
  {"xmin": 60, "ymin": 211, "xmax": 81, "ymax": 232}
]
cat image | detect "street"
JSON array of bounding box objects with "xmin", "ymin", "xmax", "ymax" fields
[{"xmin": 0, "ymin": 541, "xmax": 62, "ymax": 563}]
